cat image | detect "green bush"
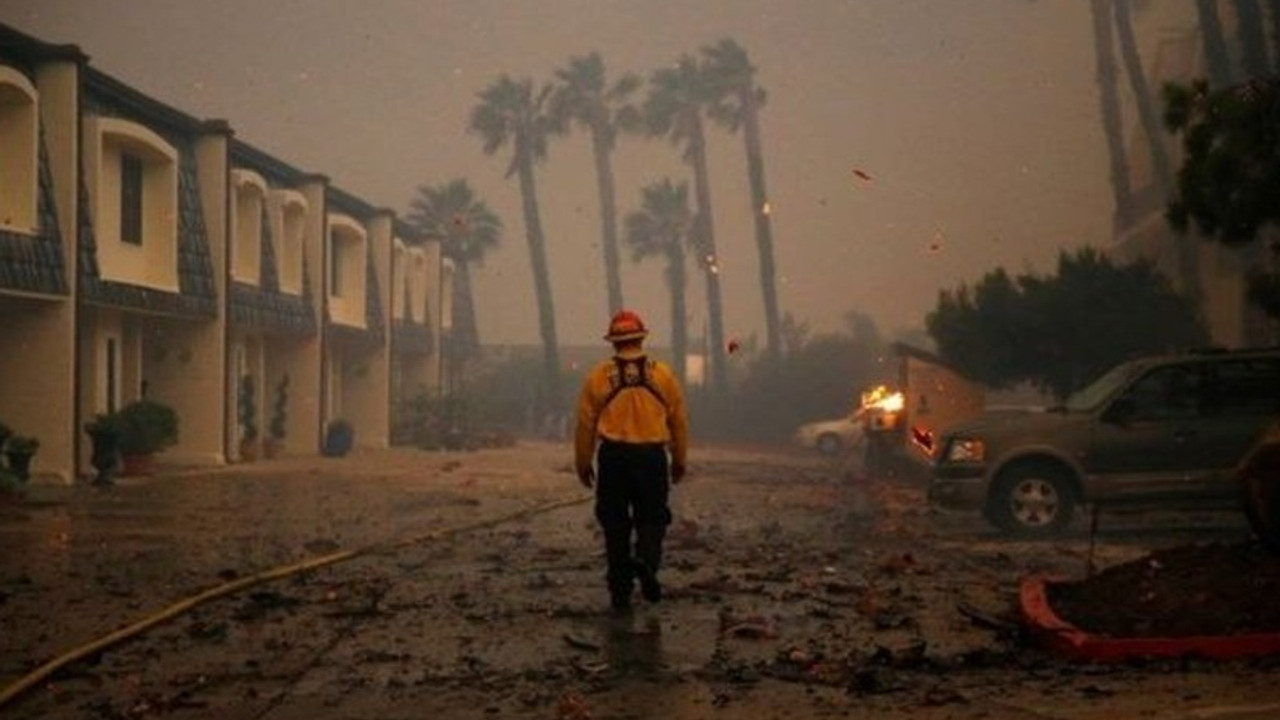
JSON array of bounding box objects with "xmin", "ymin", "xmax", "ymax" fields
[
  {"xmin": 115, "ymin": 400, "xmax": 179, "ymax": 456},
  {"xmin": 4, "ymin": 435, "xmax": 39, "ymax": 454}
]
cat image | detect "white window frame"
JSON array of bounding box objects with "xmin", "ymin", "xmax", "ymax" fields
[
  {"xmin": 0, "ymin": 66, "xmax": 38, "ymax": 234},
  {"xmin": 231, "ymin": 169, "xmax": 267, "ymax": 285},
  {"xmin": 269, "ymin": 189, "xmax": 307, "ymax": 295},
  {"xmin": 83, "ymin": 116, "xmax": 179, "ymax": 291}
]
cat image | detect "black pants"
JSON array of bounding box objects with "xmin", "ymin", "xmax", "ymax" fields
[{"xmin": 594, "ymin": 440, "xmax": 671, "ymax": 599}]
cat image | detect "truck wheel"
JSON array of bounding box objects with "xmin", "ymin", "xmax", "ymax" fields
[
  {"xmin": 817, "ymin": 433, "xmax": 842, "ymax": 455},
  {"xmin": 1239, "ymin": 440, "xmax": 1280, "ymax": 554},
  {"xmin": 989, "ymin": 463, "xmax": 1076, "ymax": 536}
]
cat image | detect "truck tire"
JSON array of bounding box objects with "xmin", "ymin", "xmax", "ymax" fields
[
  {"xmin": 1239, "ymin": 439, "xmax": 1280, "ymax": 554},
  {"xmin": 988, "ymin": 462, "xmax": 1076, "ymax": 536}
]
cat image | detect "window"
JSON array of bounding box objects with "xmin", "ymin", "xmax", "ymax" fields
[
  {"xmin": 105, "ymin": 337, "xmax": 120, "ymax": 414},
  {"xmin": 329, "ymin": 234, "xmax": 344, "ymax": 297},
  {"xmin": 271, "ymin": 191, "xmax": 307, "ymax": 295},
  {"xmin": 326, "ymin": 215, "xmax": 367, "ymax": 327},
  {"xmin": 120, "ymin": 153, "xmax": 143, "ymax": 245},
  {"xmin": 1208, "ymin": 358, "xmax": 1280, "ymax": 417},
  {"xmin": 1120, "ymin": 363, "xmax": 1203, "ymax": 421},
  {"xmin": 0, "ymin": 67, "xmax": 38, "ymax": 233},
  {"xmin": 85, "ymin": 116, "xmax": 179, "ymax": 290}
]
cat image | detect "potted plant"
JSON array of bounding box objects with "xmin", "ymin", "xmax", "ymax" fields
[
  {"xmin": 263, "ymin": 375, "xmax": 289, "ymax": 459},
  {"xmin": 85, "ymin": 414, "xmax": 121, "ymax": 486},
  {"xmin": 0, "ymin": 422, "xmax": 12, "ymax": 454},
  {"xmin": 115, "ymin": 400, "xmax": 179, "ymax": 476},
  {"xmin": 238, "ymin": 374, "xmax": 259, "ymax": 462},
  {"xmin": 3, "ymin": 435, "xmax": 39, "ymax": 482},
  {"xmin": 0, "ymin": 466, "xmax": 22, "ymax": 503},
  {"xmin": 322, "ymin": 418, "xmax": 354, "ymax": 458}
]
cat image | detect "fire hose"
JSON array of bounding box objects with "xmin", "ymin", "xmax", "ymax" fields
[{"xmin": 0, "ymin": 492, "xmax": 592, "ymax": 710}]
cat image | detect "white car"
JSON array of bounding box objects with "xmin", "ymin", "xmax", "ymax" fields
[{"xmin": 794, "ymin": 417, "xmax": 863, "ymax": 455}]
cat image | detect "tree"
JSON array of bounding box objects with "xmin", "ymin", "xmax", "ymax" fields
[
  {"xmin": 926, "ymin": 248, "xmax": 1208, "ymax": 399},
  {"xmin": 1233, "ymin": 0, "xmax": 1270, "ymax": 78},
  {"xmin": 405, "ymin": 179, "xmax": 501, "ymax": 361},
  {"xmin": 623, "ymin": 178, "xmax": 693, "ymax": 385},
  {"xmin": 1195, "ymin": 0, "xmax": 1233, "ymax": 88},
  {"xmin": 549, "ymin": 52, "xmax": 641, "ymax": 316},
  {"xmin": 1164, "ymin": 77, "xmax": 1280, "ymax": 321},
  {"xmin": 1090, "ymin": 0, "xmax": 1134, "ymax": 229},
  {"xmin": 703, "ymin": 38, "xmax": 782, "ymax": 371},
  {"xmin": 644, "ymin": 54, "xmax": 728, "ymax": 397},
  {"xmin": 469, "ymin": 76, "xmax": 563, "ymax": 412}
]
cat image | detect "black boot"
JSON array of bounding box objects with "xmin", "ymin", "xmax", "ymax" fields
[
  {"xmin": 603, "ymin": 524, "xmax": 635, "ymax": 612},
  {"xmin": 635, "ymin": 525, "xmax": 666, "ymax": 603}
]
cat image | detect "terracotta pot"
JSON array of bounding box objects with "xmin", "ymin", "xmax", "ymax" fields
[
  {"xmin": 120, "ymin": 454, "xmax": 154, "ymax": 477},
  {"xmin": 239, "ymin": 438, "xmax": 259, "ymax": 462},
  {"xmin": 262, "ymin": 437, "xmax": 284, "ymax": 459}
]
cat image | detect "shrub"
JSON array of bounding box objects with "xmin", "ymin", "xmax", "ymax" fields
[
  {"xmin": 238, "ymin": 375, "xmax": 258, "ymax": 441},
  {"xmin": 269, "ymin": 375, "xmax": 289, "ymax": 441},
  {"xmin": 4, "ymin": 435, "xmax": 39, "ymax": 455},
  {"xmin": 115, "ymin": 400, "xmax": 179, "ymax": 456}
]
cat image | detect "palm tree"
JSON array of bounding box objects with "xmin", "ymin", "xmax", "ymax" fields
[
  {"xmin": 644, "ymin": 54, "xmax": 728, "ymax": 397},
  {"xmin": 469, "ymin": 75, "xmax": 563, "ymax": 413},
  {"xmin": 1114, "ymin": 0, "xmax": 1197, "ymax": 302},
  {"xmin": 549, "ymin": 52, "xmax": 641, "ymax": 316},
  {"xmin": 1270, "ymin": 0, "xmax": 1280, "ymax": 73},
  {"xmin": 703, "ymin": 38, "xmax": 782, "ymax": 371},
  {"xmin": 623, "ymin": 179, "xmax": 693, "ymax": 385},
  {"xmin": 1234, "ymin": 0, "xmax": 1270, "ymax": 77},
  {"xmin": 1090, "ymin": 0, "xmax": 1134, "ymax": 231},
  {"xmin": 405, "ymin": 179, "xmax": 501, "ymax": 363},
  {"xmin": 1195, "ymin": 0, "xmax": 1233, "ymax": 87}
]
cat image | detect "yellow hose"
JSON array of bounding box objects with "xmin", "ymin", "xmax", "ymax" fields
[{"xmin": 0, "ymin": 493, "xmax": 590, "ymax": 709}]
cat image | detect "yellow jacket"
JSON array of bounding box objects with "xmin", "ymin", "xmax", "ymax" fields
[{"xmin": 574, "ymin": 347, "xmax": 688, "ymax": 475}]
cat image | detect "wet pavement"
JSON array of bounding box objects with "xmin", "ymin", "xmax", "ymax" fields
[{"xmin": 2, "ymin": 441, "xmax": 1278, "ymax": 719}]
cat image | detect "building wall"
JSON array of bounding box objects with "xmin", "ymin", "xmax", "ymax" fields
[
  {"xmin": 298, "ymin": 177, "xmax": 328, "ymax": 451},
  {"xmin": 0, "ymin": 297, "xmax": 75, "ymax": 480},
  {"xmin": 340, "ymin": 210, "xmax": 392, "ymax": 449},
  {"xmin": 1, "ymin": 23, "xmax": 448, "ymax": 479}
]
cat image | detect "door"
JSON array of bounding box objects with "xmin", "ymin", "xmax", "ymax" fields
[
  {"xmin": 1195, "ymin": 357, "xmax": 1280, "ymax": 493},
  {"xmin": 1088, "ymin": 362, "xmax": 1205, "ymax": 500}
]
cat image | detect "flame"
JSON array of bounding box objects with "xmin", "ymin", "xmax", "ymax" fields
[{"xmin": 860, "ymin": 385, "xmax": 904, "ymax": 413}]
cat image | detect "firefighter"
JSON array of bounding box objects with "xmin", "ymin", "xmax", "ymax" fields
[{"xmin": 574, "ymin": 310, "xmax": 689, "ymax": 612}]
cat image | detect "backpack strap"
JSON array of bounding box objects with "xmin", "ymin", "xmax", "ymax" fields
[{"xmin": 601, "ymin": 355, "xmax": 667, "ymax": 411}]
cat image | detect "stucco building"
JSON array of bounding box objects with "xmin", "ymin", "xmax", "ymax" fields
[{"xmin": 0, "ymin": 24, "xmax": 448, "ymax": 482}]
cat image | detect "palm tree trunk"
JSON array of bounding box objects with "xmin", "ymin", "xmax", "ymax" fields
[
  {"xmin": 1271, "ymin": 0, "xmax": 1280, "ymax": 73},
  {"xmin": 740, "ymin": 89, "xmax": 781, "ymax": 371},
  {"xmin": 1195, "ymin": 0, "xmax": 1234, "ymax": 87},
  {"xmin": 515, "ymin": 148, "xmax": 562, "ymax": 414},
  {"xmin": 590, "ymin": 126, "xmax": 625, "ymax": 314},
  {"xmin": 1115, "ymin": 0, "xmax": 1199, "ymax": 303},
  {"xmin": 453, "ymin": 260, "xmax": 480, "ymax": 360},
  {"xmin": 667, "ymin": 242, "xmax": 688, "ymax": 386},
  {"xmin": 1090, "ymin": 0, "xmax": 1134, "ymax": 231},
  {"xmin": 688, "ymin": 125, "xmax": 728, "ymax": 398},
  {"xmin": 1113, "ymin": 1, "xmax": 1175, "ymax": 197},
  {"xmin": 1234, "ymin": 0, "xmax": 1270, "ymax": 76}
]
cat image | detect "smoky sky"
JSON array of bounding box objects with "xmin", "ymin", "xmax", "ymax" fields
[{"xmin": 4, "ymin": 0, "xmax": 1156, "ymax": 348}]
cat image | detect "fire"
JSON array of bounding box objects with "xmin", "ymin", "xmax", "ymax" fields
[{"xmin": 860, "ymin": 385, "xmax": 904, "ymax": 413}]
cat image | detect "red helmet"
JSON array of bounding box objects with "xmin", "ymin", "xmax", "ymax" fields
[{"xmin": 604, "ymin": 309, "xmax": 648, "ymax": 343}]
